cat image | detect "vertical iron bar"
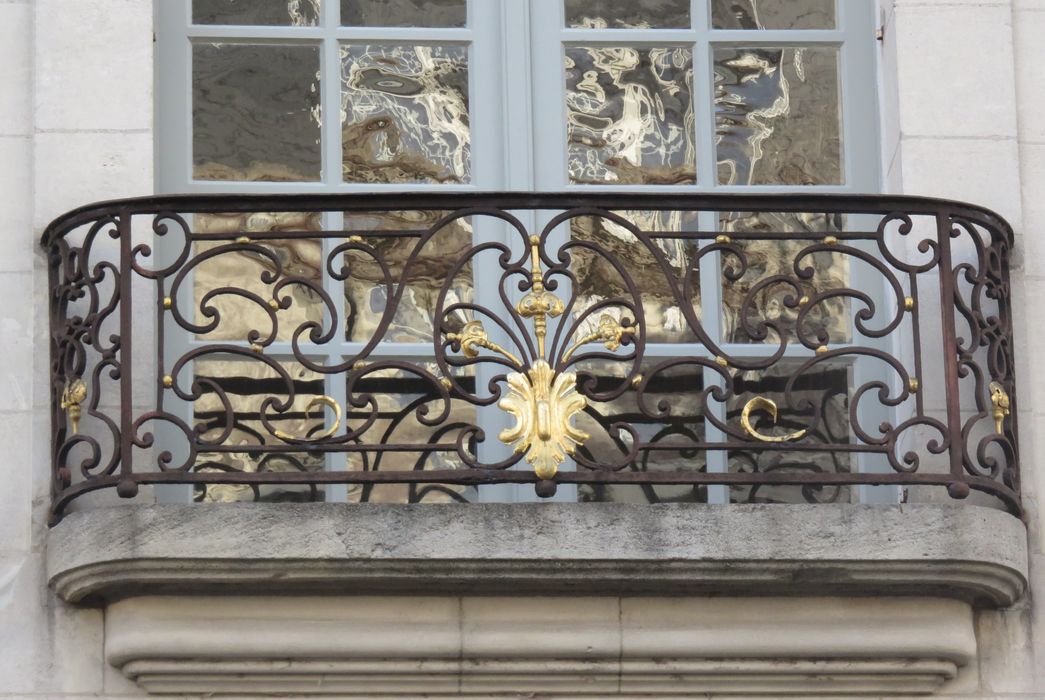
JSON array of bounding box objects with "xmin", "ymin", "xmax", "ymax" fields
[
  {"xmin": 934, "ymin": 209, "xmax": 968, "ymax": 496},
  {"xmin": 117, "ymin": 210, "xmax": 138, "ymax": 498}
]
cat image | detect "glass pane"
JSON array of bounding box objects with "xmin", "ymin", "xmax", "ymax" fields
[
  {"xmin": 712, "ymin": 0, "xmax": 836, "ymax": 30},
  {"xmin": 575, "ymin": 359, "xmax": 707, "ymax": 503},
  {"xmin": 715, "ymin": 47, "xmax": 842, "ymax": 186},
  {"xmin": 341, "ymin": 44, "xmax": 470, "ymax": 183},
  {"xmin": 192, "ymin": 213, "xmax": 326, "ymax": 343},
  {"xmin": 727, "ymin": 360, "xmax": 852, "ymax": 504},
  {"xmin": 565, "ymin": 0, "xmax": 690, "ymax": 29},
  {"xmin": 343, "ymin": 211, "xmax": 473, "ymax": 343},
  {"xmin": 193, "ymin": 0, "xmax": 320, "ymax": 26},
  {"xmin": 194, "ymin": 358, "xmax": 328, "ymax": 503},
  {"xmin": 344, "ymin": 365, "xmax": 476, "ymax": 503},
  {"xmin": 569, "ymin": 210, "xmax": 701, "ymax": 344},
  {"xmin": 720, "ymin": 212, "xmax": 850, "ymax": 345},
  {"xmin": 193, "ymin": 43, "xmax": 321, "ymax": 181},
  {"xmin": 566, "ymin": 46, "xmax": 695, "ymax": 185},
  {"xmin": 341, "ymin": 0, "xmax": 467, "ymax": 27}
]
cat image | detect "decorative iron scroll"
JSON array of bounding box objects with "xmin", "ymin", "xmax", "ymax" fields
[{"xmin": 43, "ymin": 193, "xmax": 1021, "ymax": 522}]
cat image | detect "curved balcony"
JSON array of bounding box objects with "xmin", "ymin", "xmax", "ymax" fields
[{"xmin": 43, "ymin": 192, "xmax": 1020, "ymax": 522}]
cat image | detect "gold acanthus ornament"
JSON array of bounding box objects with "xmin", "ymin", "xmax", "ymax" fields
[
  {"xmin": 498, "ymin": 359, "xmax": 589, "ymax": 480},
  {"xmin": 60, "ymin": 378, "xmax": 87, "ymax": 434},
  {"xmin": 443, "ymin": 236, "xmax": 640, "ymax": 481}
]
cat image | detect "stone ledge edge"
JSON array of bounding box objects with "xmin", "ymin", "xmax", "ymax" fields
[{"xmin": 48, "ymin": 503, "xmax": 1028, "ymax": 606}]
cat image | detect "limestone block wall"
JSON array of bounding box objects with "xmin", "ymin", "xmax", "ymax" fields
[{"xmin": 0, "ymin": 0, "xmax": 1042, "ymax": 697}]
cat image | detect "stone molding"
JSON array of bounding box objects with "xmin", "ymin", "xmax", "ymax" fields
[
  {"xmin": 106, "ymin": 594, "xmax": 977, "ymax": 696},
  {"xmin": 48, "ymin": 503, "xmax": 1027, "ymax": 606}
]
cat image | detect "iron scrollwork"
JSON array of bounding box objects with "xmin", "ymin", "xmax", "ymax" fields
[{"xmin": 42, "ymin": 193, "xmax": 1021, "ymax": 522}]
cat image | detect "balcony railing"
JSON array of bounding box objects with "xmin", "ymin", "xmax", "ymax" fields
[{"xmin": 43, "ymin": 193, "xmax": 1020, "ymax": 522}]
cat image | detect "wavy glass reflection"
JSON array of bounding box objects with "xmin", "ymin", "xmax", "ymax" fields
[
  {"xmin": 569, "ymin": 210, "xmax": 701, "ymax": 344},
  {"xmin": 193, "ymin": 358, "xmax": 327, "ymax": 503},
  {"xmin": 711, "ymin": 0, "xmax": 835, "ymax": 30},
  {"xmin": 340, "ymin": 44, "xmax": 470, "ymax": 184},
  {"xmin": 344, "ymin": 365, "xmax": 476, "ymax": 503},
  {"xmin": 720, "ymin": 212, "xmax": 850, "ymax": 345},
  {"xmin": 727, "ymin": 361, "xmax": 852, "ymax": 504},
  {"xmin": 343, "ymin": 211, "xmax": 473, "ymax": 343},
  {"xmin": 566, "ymin": 46, "xmax": 695, "ymax": 185},
  {"xmin": 575, "ymin": 359, "xmax": 707, "ymax": 504},
  {"xmin": 193, "ymin": 0, "xmax": 320, "ymax": 26},
  {"xmin": 564, "ymin": 0, "xmax": 690, "ymax": 29},
  {"xmin": 341, "ymin": 0, "xmax": 466, "ymax": 27},
  {"xmin": 193, "ymin": 43, "xmax": 321, "ymax": 182},
  {"xmin": 191, "ymin": 213, "xmax": 325, "ymax": 343},
  {"xmin": 715, "ymin": 47, "xmax": 842, "ymax": 186}
]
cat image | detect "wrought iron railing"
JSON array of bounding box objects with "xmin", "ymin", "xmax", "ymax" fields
[{"xmin": 44, "ymin": 193, "xmax": 1020, "ymax": 522}]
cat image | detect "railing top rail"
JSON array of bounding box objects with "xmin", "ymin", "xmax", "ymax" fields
[{"xmin": 41, "ymin": 191, "xmax": 1015, "ymax": 250}]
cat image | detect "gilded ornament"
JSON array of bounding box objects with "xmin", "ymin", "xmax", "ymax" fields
[
  {"xmin": 60, "ymin": 378, "xmax": 87, "ymax": 434},
  {"xmin": 274, "ymin": 395, "xmax": 341, "ymax": 442},
  {"xmin": 445, "ymin": 320, "xmax": 522, "ymax": 367},
  {"xmin": 498, "ymin": 360, "xmax": 589, "ymax": 480},
  {"xmin": 561, "ymin": 313, "xmax": 637, "ymax": 363},
  {"xmin": 516, "ymin": 235, "xmax": 564, "ymax": 358},
  {"xmin": 740, "ymin": 396, "xmax": 808, "ymax": 443},
  {"xmin": 989, "ymin": 381, "xmax": 1010, "ymax": 434}
]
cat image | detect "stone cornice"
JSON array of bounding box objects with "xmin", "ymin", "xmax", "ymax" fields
[{"xmin": 47, "ymin": 503, "xmax": 1028, "ymax": 606}]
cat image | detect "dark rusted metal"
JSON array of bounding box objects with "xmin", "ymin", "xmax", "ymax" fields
[{"xmin": 43, "ymin": 193, "xmax": 1021, "ymax": 522}]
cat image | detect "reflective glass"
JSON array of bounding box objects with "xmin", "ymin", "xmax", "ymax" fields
[
  {"xmin": 193, "ymin": 0, "xmax": 321, "ymax": 26},
  {"xmin": 712, "ymin": 0, "xmax": 836, "ymax": 30},
  {"xmin": 569, "ymin": 210, "xmax": 701, "ymax": 344},
  {"xmin": 341, "ymin": 0, "xmax": 467, "ymax": 27},
  {"xmin": 344, "ymin": 365, "xmax": 476, "ymax": 503},
  {"xmin": 192, "ymin": 213, "xmax": 325, "ymax": 342},
  {"xmin": 341, "ymin": 44, "xmax": 470, "ymax": 183},
  {"xmin": 342, "ymin": 211, "xmax": 473, "ymax": 343},
  {"xmin": 727, "ymin": 360, "xmax": 852, "ymax": 504},
  {"xmin": 193, "ymin": 43, "xmax": 321, "ymax": 181},
  {"xmin": 565, "ymin": 0, "xmax": 690, "ymax": 29},
  {"xmin": 720, "ymin": 212, "xmax": 850, "ymax": 345},
  {"xmin": 566, "ymin": 46, "xmax": 695, "ymax": 184},
  {"xmin": 194, "ymin": 358, "xmax": 328, "ymax": 503},
  {"xmin": 575, "ymin": 359, "xmax": 707, "ymax": 503},
  {"xmin": 715, "ymin": 47, "xmax": 842, "ymax": 185}
]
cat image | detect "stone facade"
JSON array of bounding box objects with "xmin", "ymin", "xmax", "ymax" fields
[{"xmin": 2, "ymin": 0, "xmax": 1045, "ymax": 697}]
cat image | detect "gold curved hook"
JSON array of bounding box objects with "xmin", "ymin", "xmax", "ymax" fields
[
  {"xmin": 740, "ymin": 396, "xmax": 808, "ymax": 443},
  {"xmin": 274, "ymin": 395, "xmax": 341, "ymax": 442}
]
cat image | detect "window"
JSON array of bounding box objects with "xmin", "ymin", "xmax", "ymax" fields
[{"xmin": 155, "ymin": 0, "xmax": 881, "ymax": 505}]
